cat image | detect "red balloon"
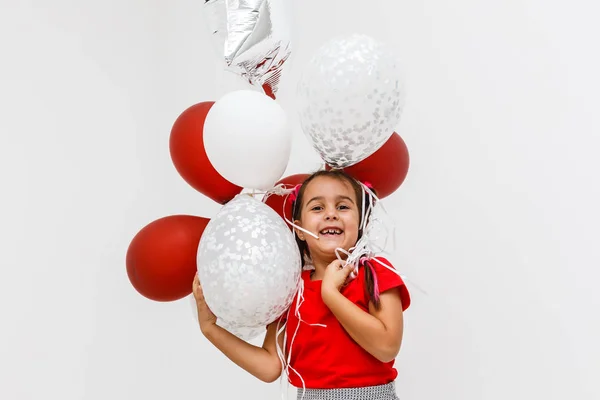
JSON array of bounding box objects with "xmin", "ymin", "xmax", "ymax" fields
[
  {"xmin": 327, "ymin": 133, "xmax": 410, "ymax": 199},
  {"xmin": 264, "ymin": 173, "xmax": 310, "ymax": 227},
  {"xmin": 170, "ymin": 102, "xmax": 243, "ymax": 204},
  {"xmin": 126, "ymin": 215, "xmax": 210, "ymax": 302}
]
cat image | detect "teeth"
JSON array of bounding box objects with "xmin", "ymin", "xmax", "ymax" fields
[{"xmin": 320, "ymin": 229, "xmax": 342, "ymax": 235}]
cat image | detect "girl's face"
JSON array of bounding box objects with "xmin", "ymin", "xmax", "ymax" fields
[{"xmin": 295, "ymin": 176, "xmax": 360, "ymax": 263}]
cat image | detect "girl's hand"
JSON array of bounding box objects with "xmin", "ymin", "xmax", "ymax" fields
[
  {"xmin": 322, "ymin": 259, "xmax": 356, "ymax": 294},
  {"xmin": 192, "ymin": 274, "xmax": 217, "ymax": 332}
]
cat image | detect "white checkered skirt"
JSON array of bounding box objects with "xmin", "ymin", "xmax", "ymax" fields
[{"xmin": 297, "ymin": 382, "xmax": 399, "ymax": 400}]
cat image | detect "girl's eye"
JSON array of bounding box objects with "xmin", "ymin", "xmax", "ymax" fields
[
  {"xmin": 338, "ymin": 205, "xmax": 350, "ymax": 210},
  {"xmin": 311, "ymin": 206, "xmax": 323, "ymax": 211}
]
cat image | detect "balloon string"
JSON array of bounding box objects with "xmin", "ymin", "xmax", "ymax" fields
[
  {"xmin": 261, "ymin": 183, "xmax": 292, "ymax": 201},
  {"xmin": 331, "ymin": 182, "xmax": 427, "ymax": 295},
  {"xmin": 275, "ymin": 316, "xmax": 289, "ymax": 400},
  {"xmin": 265, "ymin": 181, "xmax": 426, "ymax": 294},
  {"xmin": 261, "ymin": 184, "xmax": 319, "ymax": 240},
  {"xmin": 275, "ymin": 278, "xmax": 326, "ymax": 400},
  {"xmin": 370, "ymin": 257, "xmax": 428, "ymax": 296},
  {"xmin": 281, "ymin": 188, "xmax": 319, "ymax": 240}
]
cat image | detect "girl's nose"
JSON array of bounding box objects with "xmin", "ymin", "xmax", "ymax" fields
[{"xmin": 325, "ymin": 208, "xmax": 339, "ymax": 220}]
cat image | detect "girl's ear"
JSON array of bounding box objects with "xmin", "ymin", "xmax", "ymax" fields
[{"xmin": 294, "ymin": 220, "xmax": 305, "ymax": 241}]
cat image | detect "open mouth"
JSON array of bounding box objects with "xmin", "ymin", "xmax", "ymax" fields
[{"xmin": 319, "ymin": 228, "xmax": 343, "ymax": 236}]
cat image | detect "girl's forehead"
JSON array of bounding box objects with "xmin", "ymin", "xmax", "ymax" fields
[{"xmin": 303, "ymin": 176, "xmax": 356, "ymax": 198}]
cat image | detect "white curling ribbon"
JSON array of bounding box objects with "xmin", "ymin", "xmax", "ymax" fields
[
  {"xmin": 280, "ymin": 188, "xmax": 320, "ymax": 241},
  {"xmin": 335, "ymin": 182, "xmax": 428, "ymax": 295},
  {"xmin": 261, "ymin": 183, "xmax": 295, "ymax": 202},
  {"xmin": 261, "ymin": 183, "xmax": 320, "ymax": 241},
  {"xmin": 274, "ymin": 278, "xmax": 328, "ymax": 400},
  {"xmin": 271, "ymin": 179, "xmax": 425, "ymax": 294}
]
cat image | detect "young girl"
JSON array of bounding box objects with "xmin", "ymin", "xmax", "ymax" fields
[{"xmin": 193, "ymin": 170, "xmax": 411, "ymax": 399}]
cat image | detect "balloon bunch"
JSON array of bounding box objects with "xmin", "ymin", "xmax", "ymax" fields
[{"xmin": 126, "ymin": 2, "xmax": 410, "ymax": 340}]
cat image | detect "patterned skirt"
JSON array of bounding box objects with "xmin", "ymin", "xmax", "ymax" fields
[{"xmin": 297, "ymin": 382, "xmax": 399, "ymax": 400}]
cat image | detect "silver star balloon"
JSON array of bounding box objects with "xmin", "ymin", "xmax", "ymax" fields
[{"xmin": 203, "ymin": 0, "xmax": 292, "ymax": 98}]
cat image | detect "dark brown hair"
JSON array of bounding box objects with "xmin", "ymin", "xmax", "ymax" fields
[{"xmin": 291, "ymin": 170, "xmax": 381, "ymax": 309}]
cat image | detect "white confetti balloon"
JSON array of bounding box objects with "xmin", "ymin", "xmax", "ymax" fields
[
  {"xmin": 196, "ymin": 194, "xmax": 301, "ymax": 332},
  {"xmin": 216, "ymin": 319, "xmax": 266, "ymax": 341},
  {"xmin": 297, "ymin": 34, "xmax": 405, "ymax": 168},
  {"xmin": 188, "ymin": 293, "xmax": 265, "ymax": 341}
]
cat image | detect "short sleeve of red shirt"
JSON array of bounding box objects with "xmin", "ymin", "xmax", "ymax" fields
[{"xmin": 371, "ymin": 257, "xmax": 411, "ymax": 311}]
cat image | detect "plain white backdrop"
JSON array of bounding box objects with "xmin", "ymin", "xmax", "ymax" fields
[{"xmin": 1, "ymin": 1, "xmax": 599, "ymax": 399}]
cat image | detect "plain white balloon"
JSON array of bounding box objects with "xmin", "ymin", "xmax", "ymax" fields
[
  {"xmin": 203, "ymin": 90, "xmax": 292, "ymax": 190},
  {"xmin": 196, "ymin": 194, "xmax": 301, "ymax": 332}
]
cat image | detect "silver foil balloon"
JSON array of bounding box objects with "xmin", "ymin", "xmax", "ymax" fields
[
  {"xmin": 196, "ymin": 194, "xmax": 300, "ymax": 332},
  {"xmin": 203, "ymin": 0, "xmax": 292, "ymax": 98},
  {"xmin": 297, "ymin": 34, "xmax": 405, "ymax": 168}
]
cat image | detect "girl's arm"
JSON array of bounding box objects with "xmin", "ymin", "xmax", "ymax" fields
[
  {"xmin": 201, "ymin": 320, "xmax": 285, "ymax": 382},
  {"xmin": 193, "ymin": 275, "xmax": 285, "ymax": 382},
  {"xmin": 322, "ymin": 287, "xmax": 404, "ymax": 363}
]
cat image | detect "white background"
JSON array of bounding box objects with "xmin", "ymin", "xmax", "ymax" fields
[{"xmin": 1, "ymin": 1, "xmax": 599, "ymax": 399}]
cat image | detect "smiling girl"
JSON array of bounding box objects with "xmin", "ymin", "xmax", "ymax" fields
[{"xmin": 193, "ymin": 170, "xmax": 410, "ymax": 399}]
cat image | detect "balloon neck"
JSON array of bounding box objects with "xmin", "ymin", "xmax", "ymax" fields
[{"xmin": 262, "ymin": 83, "xmax": 276, "ymax": 100}]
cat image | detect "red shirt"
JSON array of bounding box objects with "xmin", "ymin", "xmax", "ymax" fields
[{"xmin": 283, "ymin": 257, "xmax": 410, "ymax": 389}]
